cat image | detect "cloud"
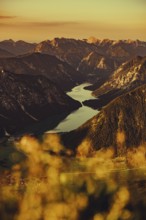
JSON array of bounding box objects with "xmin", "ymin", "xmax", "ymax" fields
[
  {"xmin": 24, "ymin": 21, "xmax": 79, "ymax": 27},
  {"xmin": 0, "ymin": 15, "xmax": 17, "ymax": 19},
  {"xmin": 0, "ymin": 20, "xmax": 80, "ymax": 28}
]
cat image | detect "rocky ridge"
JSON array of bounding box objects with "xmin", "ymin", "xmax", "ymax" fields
[{"xmin": 63, "ymin": 84, "xmax": 146, "ymax": 156}]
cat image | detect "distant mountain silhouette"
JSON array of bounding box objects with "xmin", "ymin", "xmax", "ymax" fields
[
  {"xmin": 87, "ymin": 38, "xmax": 146, "ymax": 58},
  {"xmin": 0, "ymin": 39, "xmax": 36, "ymax": 55}
]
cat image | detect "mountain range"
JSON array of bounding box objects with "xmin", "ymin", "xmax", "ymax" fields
[
  {"xmin": 1, "ymin": 37, "xmax": 146, "ymax": 91},
  {"xmin": 0, "ymin": 37, "xmax": 146, "ymax": 148},
  {"xmin": 33, "ymin": 38, "xmax": 146, "ymax": 88}
]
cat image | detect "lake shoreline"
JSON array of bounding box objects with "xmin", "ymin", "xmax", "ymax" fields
[{"xmin": 47, "ymin": 83, "xmax": 99, "ymax": 133}]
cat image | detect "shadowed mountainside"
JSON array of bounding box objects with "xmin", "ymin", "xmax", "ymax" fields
[
  {"xmin": 0, "ymin": 48, "xmax": 14, "ymax": 58},
  {"xmin": 0, "ymin": 53, "xmax": 84, "ymax": 91},
  {"xmin": 77, "ymin": 51, "xmax": 122, "ymax": 88},
  {"xmin": 84, "ymin": 56, "xmax": 146, "ymax": 109},
  {"xmin": 0, "ymin": 70, "xmax": 81, "ymax": 137},
  {"xmin": 62, "ymin": 84, "xmax": 146, "ymax": 156}
]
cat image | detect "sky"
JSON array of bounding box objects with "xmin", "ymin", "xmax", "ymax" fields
[{"xmin": 0, "ymin": 0, "xmax": 146, "ymax": 42}]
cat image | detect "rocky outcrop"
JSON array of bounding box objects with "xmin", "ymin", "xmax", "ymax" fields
[{"xmin": 85, "ymin": 56, "xmax": 146, "ymax": 109}]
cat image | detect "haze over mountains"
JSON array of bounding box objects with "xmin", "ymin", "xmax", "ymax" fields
[{"xmin": 0, "ymin": 37, "xmax": 146, "ymax": 144}]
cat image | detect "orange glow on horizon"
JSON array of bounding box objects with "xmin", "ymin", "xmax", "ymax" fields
[{"xmin": 0, "ymin": 0, "xmax": 146, "ymax": 42}]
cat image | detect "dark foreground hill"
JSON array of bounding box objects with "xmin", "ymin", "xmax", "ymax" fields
[
  {"xmin": 62, "ymin": 84, "xmax": 146, "ymax": 156},
  {"xmin": 0, "ymin": 70, "xmax": 81, "ymax": 137}
]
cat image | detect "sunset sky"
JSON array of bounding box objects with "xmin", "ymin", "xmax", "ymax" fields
[{"xmin": 0, "ymin": 0, "xmax": 146, "ymax": 42}]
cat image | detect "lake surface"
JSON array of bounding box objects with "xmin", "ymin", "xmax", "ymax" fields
[{"xmin": 48, "ymin": 83, "xmax": 98, "ymax": 133}]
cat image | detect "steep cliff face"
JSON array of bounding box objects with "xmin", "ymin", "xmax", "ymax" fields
[
  {"xmin": 0, "ymin": 53, "xmax": 84, "ymax": 91},
  {"xmin": 78, "ymin": 51, "xmax": 122, "ymax": 87},
  {"xmin": 0, "ymin": 70, "xmax": 81, "ymax": 137},
  {"xmin": 79, "ymin": 52, "xmax": 116, "ymax": 72},
  {"xmin": 84, "ymin": 56, "xmax": 146, "ymax": 109},
  {"xmin": 63, "ymin": 84, "xmax": 146, "ymax": 155},
  {"xmin": 94, "ymin": 56, "xmax": 146, "ymax": 94}
]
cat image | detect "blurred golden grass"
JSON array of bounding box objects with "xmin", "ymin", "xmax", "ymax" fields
[{"xmin": 0, "ymin": 134, "xmax": 146, "ymax": 220}]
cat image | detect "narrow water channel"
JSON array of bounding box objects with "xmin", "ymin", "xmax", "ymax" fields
[{"xmin": 49, "ymin": 83, "xmax": 99, "ymax": 133}]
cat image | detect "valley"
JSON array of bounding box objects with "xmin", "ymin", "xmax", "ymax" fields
[
  {"xmin": 1, "ymin": 0, "xmax": 146, "ymax": 218},
  {"xmin": 48, "ymin": 83, "xmax": 99, "ymax": 133},
  {"xmin": 0, "ymin": 37, "xmax": 146, "ymax": 220},
  {"xmin": 0, "ymin": 37, "xmax": 146, "ymax": 146}
]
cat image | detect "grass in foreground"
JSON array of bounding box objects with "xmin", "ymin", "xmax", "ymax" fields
[{"xmin": 0, "ymin": 134, "xmax": 146, "ymax": 220}]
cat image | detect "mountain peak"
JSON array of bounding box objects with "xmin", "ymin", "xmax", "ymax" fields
[
  {"xmin": 87, "ymin": 37, "xmax": 100, "ymax": 44},
  {"xmin": 3, "ymin": 39, "xmax": 14, "ymax": 43}
]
